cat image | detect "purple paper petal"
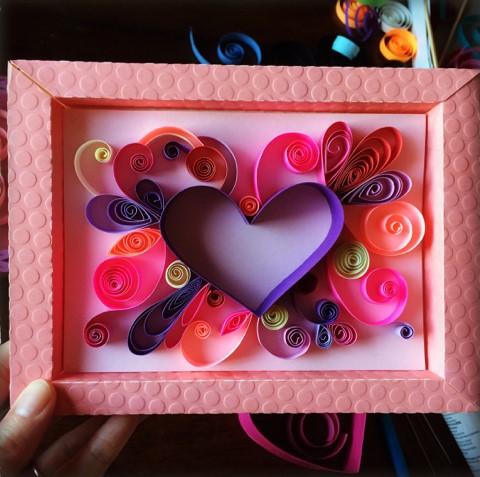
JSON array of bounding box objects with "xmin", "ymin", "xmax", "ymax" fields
[
  {"xmin": 315, "ymin": 324, "xmax": 333, "ymax": 349},
  {"xmin": 340, "ymin": 170, "xmax": 412, "ymax": 205},
  {"xmin": 86, "ymin": 194, "xmax": 159, "ymax": 233},
  {"xmin": 128, "ymin": 277, "xmax": 205, "ymax": 355}
]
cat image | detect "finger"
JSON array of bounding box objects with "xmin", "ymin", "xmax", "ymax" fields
[
  {"xmin": 54, "ymin": 415, "xmax": 143, "ymax": 477},
  {"xmin": 35, "ymin": 416, "xmax": 107, "ymax": 475},
  {"xmin": 0, "ymin": 379, "xmax": 56, "ymax": 476},
  {"xmin": 0, "ymin": 341, "xmax": 9, "ymax": 405}
]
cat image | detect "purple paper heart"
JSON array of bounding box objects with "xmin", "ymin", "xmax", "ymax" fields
[{"xmin": 160, "ymin": 183, "xmax": 343, "ymax": 315}]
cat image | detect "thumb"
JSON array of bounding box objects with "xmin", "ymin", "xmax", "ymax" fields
[{"xmin": 0, "ymin": 379, "xmax": 56, "ymax": 476}]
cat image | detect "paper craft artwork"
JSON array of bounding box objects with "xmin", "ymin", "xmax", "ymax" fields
[
  {"xmin": 238, "ymin": 412, "xmax": 366, "ymax": 473},
  {"xmin": 77, "ymin": 120, "xmax": 425, "ymax": 367}
]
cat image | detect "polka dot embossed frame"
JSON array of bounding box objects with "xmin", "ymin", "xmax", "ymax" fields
[{"xmin": 7, "ymin": 60, "xmax": 480, "ymax": 414}]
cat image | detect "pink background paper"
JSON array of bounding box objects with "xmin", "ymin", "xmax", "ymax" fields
[
  {"xmin": 7, "ymin": 60, "xmax": 480, "ymax": 414},
  {"xmin": 63, "ymin": 109, "xmax": 426, "ymax": 372}
]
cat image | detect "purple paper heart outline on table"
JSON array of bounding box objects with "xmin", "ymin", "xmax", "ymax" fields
[{"xmin": 160, "ymin": 182, "xmax": 344, "ymax": 316}]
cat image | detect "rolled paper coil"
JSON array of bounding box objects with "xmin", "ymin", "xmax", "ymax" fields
[
  {"xmin": 84, "ymin": 322, "xmax": 109, "ymax": 347},
  {"xmin": 336, "ymin": 0, "xmax": 368, "ymax": 28},
  {"xmin": 359, "ymin": 201, "xmax": 425, "ymax": 256},
  {"xmin": 239, "ymin": 195, "xmax": 260, "ymax": 217},
  {"xmin": 186, "ymin": 146, "xmax": 227, "ymax": 183},
  {"xmin": 333, "ymin": 242, "xmax": 370, "ymax": 280},
  {"xmin": 193, "ymin": 321, "xmax": 211, "ymax": 340},
  {"xmin": 165, "ymin": 260, "xmax": 191, "ymax": 289},
  {"xmin": 220, "ymin": 311, "xmax": 252, "ymax": 335},
  {"xmin": 284, "ymin": 326, "xmax": 309, "ymax": 349},
  {"xmin": 284, "ymin": 137, "xmax": 319, "ymax": 173},
  {"xmin": 322, "ymin": 122, "xmax": 353, "ymax": 186},
  {"xmin": 261, "ymin": 305, "xmax": 289, "ymax": 331},
  {"xmin": 394, "ymin": 322, "xmax": 414, "ymax": 339},
  {"xmin": 315, "ymin": 324, "xmax": 333, "ymax": 349},
  {"xmin": 109, "ymin": 228, "xmax": 161, "ymax": 257},
  {"xmin": 379, "ymin": 1, "xmax": 412, "ymax": 32},
  {"xmin": 340, "ymin": 170, "xmax": 411, "ymax": 205},
  {"xmin": 331, "ymin": 35, "xmax": 360, "ymax": 60},
  {"xmin": 207, "ymin": 289, "xmax": 225, "ymax": 307},
  {"xmin": 313, "ymin": 299, "xmax": 340, "ymax": 325},
  {"xmin": 380, "ymin": 28, "xmax": 417, "ymax": 62},
  {"xmin": 163, "ymin": 141, "xmax": 190, "ymax": 160},
  {"xmin": 330, "ymin": 323, "xmax": 357, "ymax": 346},
  {"xmin": 95, "ymin": 146, "xmax": 112, "ymax": 163}
]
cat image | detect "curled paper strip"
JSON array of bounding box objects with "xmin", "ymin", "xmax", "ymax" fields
[
  {"xmin": 379, "ymin": 1, "xmax": 412, "ymax": 32},
  {"xmin": 86, "ymin": 194, "xmax": 159, "ymax": 233},
  {"xmin": 199, "ymin": 136, "xmax": 238, "ymax": 194},
  {"xmin": 180, "ymin": 290, "xmax": 252, "ymax": 367},
  {"xmin": 331, "ymin": 36, "xmax": 360, "ymax": 60},
  {"xmin": 330, "ymin": 127, "xmax": 403, "ymax": 194},
  {"xmin": 74, "ymin": 139, "xmax": 114, "ymax": 195},
  {"xmin": 254, "ymin": 133, "xmax": 324, "ymax": 203},
  {"xmin": 337, "ymin": 0, "xmax": 377, "ymax": 42},
  {"xmin": 380, "ymin": 28, "xmax": 417, "ymax": 62},
  {"xmin": 94, "ymin": 256, "xmax": 158, "ymax": 310},
  {"xmin": 261, "ymin": 305, "xmax": 289, "ymax": 331},
  {"xmin": 189, "ymin": 29, "xmax": 262, "ymax": 65},
  {"xmin": 186, "ymin": 146, "xmax": 227, "ymax": 183},
  {"xmin": 164, "ymin": 284, "xmax": 210, "ymax": 349},
  {"xmin": 193, "ymin": 321, "xmax": 211, "ymax": 340},
  {"xmin": 334, "ymin": 241, "xmax": 370, "ymax": 280},
  {"xmin": 84, "ymin": 322, "xmax": 110, "ymax": 348},
  {"xmin": 207, "ymin": 289, "xmax": 225, "ymax": 307},
  {"xmin": 394, "ymin": 322, "xmax": 414, "ymax": 339},
  {"xmin": 284, "ymin": 326, "xmax": 310, "ymax": 349},
  {"xmin": 358, "ymin": 201, "xmax": 425, "ymax": 256},
  {"xmin": 284, "ymin": 136, "xmax": 319, "ymax": 173},
  {"xmin": 329, "ymin": 253, "xmax": 408, "ymax": 325},
  {"xmin": 315, "ymin": 324, "xmax": 333, "ymax": 349},
  {"xmin": 330, "ymin": 323, "xmax": 357, "ymax": 346},
  {"xmin": 109, "ymin": 228, "xmax": 161, "ymax": 257},
  {"xmin": 128, "ymin": 277, "xmax": 205, "ymax": 355},
  {"xmin": 313, "ymin": 299, "xmax": 339, "ymax": 325},
  {"xmin": 340, "ymin": 170, "xmax": 411, "ymax": 205},
  {"xmin": 238, "ymin": 413, "xmax": 366, "ymax": 473},
  {"xmin": 135, "ymin": 179, "xmax": 164, "ymax": 215},
  {"xmin": 165, "ymin": 260, "xmax": 191, "ymax": 289},
  {"xmin": 239, "ymin": 195, "xmax": 261, "ymax": 217},
  {"xmin": 322, "ymin": 122, "xmax": 353, "ymax": 186},
  {"xmin": 163, "ymin": 141, "xmax": 190, "ymax": 161},
  {"xmin": 220, "ymin": 311, "xmax": 252, "ymax": 335}
]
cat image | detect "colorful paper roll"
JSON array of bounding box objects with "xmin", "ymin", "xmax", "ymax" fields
[
  {"xmin": 322, "ymin": 122, "xmax": 354, "ymax": 186},
  {"xmin": 331, "ymin": 35, "xmax": 360, "ymax": 60},
  {"xmin": 189, "ymin": 29, "xmax": 262, "ymax": 65},
  {"xmin": 239, "ymin": 195, "xmax": 261, "ymax": 217},
  {"xmin": 109, "ymin": 228, "xmax": 162, "ymax": 257},
  {"xmin": 380, "ymin": 28, "xmax": 417, "ymax": 63},
  {"xmin": 330, "ymin": 322, "xmax": 358, "ymax": 346},
  {"xmin": 165, "ymin": 260, "xmax": 191, "ymax": 289},
  {"xmin": 340, "ymin": 170, "xmax": 412, "ymax": 205},
  {"xmin": 284, "ymin": 136, "xmax": 320, "ymax": 173},
  {"xmin": 74, "ymin": 139, "xmax": 114, "ymax": 195},
  {"xmin": 261, "ymin": 305, "xmax": 289, "ymax": 331},
  {"xmin": 313, "ymin": 299, "xmax": 340, "ymax": 325},
  {"xmin": 333, "ymin": 242, "xmax": 370, "ymax": 280},
  {"xmin": 284, "ymin": 326, "xmax": 310, "ymax": 349},
  {"xmin": 394, "ymin": 322, "xmax": 414, "ymax": 339},
  {"xmin": 220, "ymin": 311, "xmax": 252, "ymax": 335},
  {"xmin": 379, "ymin": 1, "xmax": 412, "ymax": 32},
  {"xmin": 330, "ymin": 127, "xmax": 403, "ymax": 194},
  {"xmin": 186, "ymin": 145, "xmax": 228, "ymax": 183},
  {"xmin": 207, "ymin": 289, "xmax": 225, "ymax": 307},
  {"xmin": 315, "ymin": 324, "xmax": 333, "ymax": 349},
  {"xmin": 358, "ymin": 201, "xmax": 425, "ymax": 256},
  {"xmin": 84, "ymin": 322, "xmax": 110, "ymax": 347}
]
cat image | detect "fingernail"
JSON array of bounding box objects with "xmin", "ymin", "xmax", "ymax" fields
[{"xmin": 13, "ymin": 380, "xmax": 53, "ymax": 417}]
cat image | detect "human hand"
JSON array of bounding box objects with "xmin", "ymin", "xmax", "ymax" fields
[{"xmin": 0, "ymin": 341, "xmax": 144, "ymax": 477}]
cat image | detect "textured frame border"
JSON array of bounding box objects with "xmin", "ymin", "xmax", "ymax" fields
[{"xmin": 7, "ymin": 60, "xmax": 480, "ymax": 414}]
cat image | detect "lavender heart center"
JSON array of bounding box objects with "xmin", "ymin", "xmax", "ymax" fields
[{"xmin": 161, "ymin": 183, "xmax": 343, "ymax": 315}]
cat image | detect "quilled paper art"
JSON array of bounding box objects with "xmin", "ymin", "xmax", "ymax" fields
[{"xmin": 77, "ymin": 120, "xmax": 425, "ymax": 367}]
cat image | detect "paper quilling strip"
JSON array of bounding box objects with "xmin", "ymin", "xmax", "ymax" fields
[
  {"xmin": 315, "ymin": 324, "xmax": 333, "ymax": 349},
  {"xmin": 165, "ymin": 260, "xmax": 191, "ymax": 289},
  {"xmin": 109, "ymin": 228, "xmax": 162, "ymax": 256},
  {"xmin": 220, "ymin": 311, "xmax": 252, "ymax": 335},
  {"xmin": 313, "ymin": 299, "xmax": 340, "ymax": 325},
  {"xmin": 261, "ymin": 305, "xmax": 289, "ymax": 331},
  {"xmin": 333, "ymin": 241, "xmax": 370, "ymax": 280},
  {"xmin": 380, "ymin": 28, "xmax": 417, "ymax": 62},
  {"xmin": 84, "ymin": 322, "xmax": 110, "ymax": 348},
  {"xmin": 189, "ymin": 29, "xmax": 262, "ymax": 65},
  {"xmin": 379, "ymin": 1, "xmax": 412, "ymax": 32},
  {"xmin": 357, "ymin": 201, "xmax": 425, "ymax": 256},
  {"xmin": 394, "ymin": 322, "xmax": 414, "ymax": 339},
  {"xmin": 239, "ymin": 195, "xmax": 261, "ymax": 217},
  {"xmin": 74, "ymin": 139, "xmax": 114, "ymax": 195},
  {"xmin": 322, "ymin": 122, "xmax": 353, "ymax": 186},
  {"xmin": 330, "ymin": 322, "xmax": 358, "ymax": 346}
]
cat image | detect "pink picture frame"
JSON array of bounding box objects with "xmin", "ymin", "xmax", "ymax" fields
[{"xmin": 7, "ymin": 60, "xmax": 480, "ymax": 414}]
